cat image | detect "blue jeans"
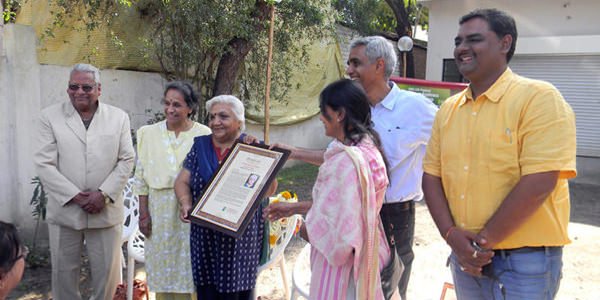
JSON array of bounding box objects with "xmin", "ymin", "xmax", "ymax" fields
[
  {"xmin": 449, "ymin": 246, "xmax": 563, "ymax": 300},
  {"xmin": 380, "ymin": 201, "xmax": 415, "ymax": 300}
]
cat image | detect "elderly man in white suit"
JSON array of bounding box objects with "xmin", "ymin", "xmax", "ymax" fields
[{"xmin": 34, "ymin": 63, "xmax": 135, "ymax": 300}]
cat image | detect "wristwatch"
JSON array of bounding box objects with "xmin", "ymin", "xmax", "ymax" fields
[{"xmin": 100, "ymin": 190, "xmax": 112, "ymax": 204}]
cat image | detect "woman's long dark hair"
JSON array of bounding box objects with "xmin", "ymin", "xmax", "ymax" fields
[
  {"xmin": 319, "ymin": 79, "xmax": 388, "ymax": 168},
  {"xmin": 0, "ymin": 221, "xmax": 22, "ymax": 276}
]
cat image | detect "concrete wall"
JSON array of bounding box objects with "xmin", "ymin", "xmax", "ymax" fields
[
  {"xmin": 0, "ymin": 24, "xmax": 332, "ymax": 241},
  {"xmin": 0, "ymin": 24, "xmax": 42, "ymax": 228},
  {"xmin": 424, "ymin": 0, "xmax": 600, "ymax": 81},
  {"xmin": 246, "ymin": 115, "xmax": 332, "ymax": 167},
  {"xmin": 0, "ymin": 24, "xmax": 167, "ymax": 239},
  {"xmin": 38, "ymin": 65, "xmax": 165, "ymax": 130}
]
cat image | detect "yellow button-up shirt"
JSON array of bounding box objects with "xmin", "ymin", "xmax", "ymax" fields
[{"xmin": 423, "ymin": 68, "xmax": 576, "ymax": 249}]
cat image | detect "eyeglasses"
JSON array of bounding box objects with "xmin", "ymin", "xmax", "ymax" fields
[
  {"xmin": 5, "ymin": 245, "xmax": 28, "ymax": 270},
  {"xmin": 14, "ymin": 245, "xmax": 29, "ymax": 262},
  {"xmin": 68, "ymin": 84, "xmax": 96, "ymax": 92}
]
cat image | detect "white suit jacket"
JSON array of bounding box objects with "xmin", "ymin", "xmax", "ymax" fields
[{"xmin": 34, "ymin": 100, "xmax": 135, "ymax": 230}]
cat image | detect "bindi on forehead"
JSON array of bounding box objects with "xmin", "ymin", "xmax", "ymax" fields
[
  {"xmin": 211, "ymin": 103, "xmax": 233, "ymax": 112},
  {"xmin": 212, "ymin": 111, "xmax": 231, "ymax": 117},
  {"xmin": 209, "ymin": 108, "xmax": 231, "ymax": 118}
]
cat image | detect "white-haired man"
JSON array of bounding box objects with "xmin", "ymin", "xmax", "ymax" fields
[
  {"xmin": 34, "ymin": 63, "xmax": 135, "ymax": 300},
  {"xmin": 264, "ymin": 36, "xmax": 438, "ymax": 299}
]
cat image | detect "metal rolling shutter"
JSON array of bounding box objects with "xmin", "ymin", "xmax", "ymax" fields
[{"xmin": 509, "ymin": 55, "xmax": 600, "ymax": 157}]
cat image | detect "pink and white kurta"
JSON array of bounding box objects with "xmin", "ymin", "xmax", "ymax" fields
[{"xmin": 305, "ymin": 137, "xmax": 390, "ymax": 300}]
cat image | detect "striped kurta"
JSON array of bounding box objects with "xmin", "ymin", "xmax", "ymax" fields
[{"xmin": 305, "ymin": 137, "xmax": 390, "ymax": 300}]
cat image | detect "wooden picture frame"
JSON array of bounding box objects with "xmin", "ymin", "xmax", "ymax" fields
[{"xmin": 189, "ymin": 141, "xmax": 290, "ymax": 238}]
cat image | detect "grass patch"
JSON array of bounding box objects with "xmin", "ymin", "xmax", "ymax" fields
[{"xmin": 277, "ymin": 163, "xmax": 319, "ymax": 202}]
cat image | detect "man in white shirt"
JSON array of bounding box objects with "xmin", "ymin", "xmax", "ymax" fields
[{"xmin": 264, "ymin": 36, "xmax": 437, "ymax": 299}]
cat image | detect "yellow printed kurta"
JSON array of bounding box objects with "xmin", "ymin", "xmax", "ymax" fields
[{"xmin": 134, "ymin": 120, "xmax": 210, "ymax": 293}]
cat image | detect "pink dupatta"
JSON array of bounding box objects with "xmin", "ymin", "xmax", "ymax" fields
[{"xmin": 306, "ymin": 138, "xmax": 389, "ymax": 300}]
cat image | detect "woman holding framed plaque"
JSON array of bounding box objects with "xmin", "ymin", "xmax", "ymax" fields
[
  {"xmin": 299, "ymin": 79, "xmax": 391, "ymax": 300},
  {"xmin": 175, "ymin": 95, "xmax": 276, "ymax": 300},
  {"xmin": 134, "ymin": 81, "xmax": 210, "ymax": 300}
]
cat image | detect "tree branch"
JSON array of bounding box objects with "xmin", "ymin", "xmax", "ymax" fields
[{"xmin": 384, "ymin": 0, "xmax": 412, "ymax": 37}]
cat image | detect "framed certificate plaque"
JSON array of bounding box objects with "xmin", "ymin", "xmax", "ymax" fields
[{"xmin": 188, "ymin": 141, "xmax": 290, "ymax": 238}]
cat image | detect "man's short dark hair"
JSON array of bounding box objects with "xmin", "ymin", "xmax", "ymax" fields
[{"xmin": 460, "ymin": 8, "xmax": 518, "ymax": 63}]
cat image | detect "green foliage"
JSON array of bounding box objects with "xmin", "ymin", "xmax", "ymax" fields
[
  {"xmin": 135, "ymin": 0, "xmax": 231, "ymax": 106},
  {"xmin": 137, "ymin": 0, "xmax": 333, "ymax": 118},
  {"xmin": 42, "ymin": 0, "xmax": 116, "ymax": 38},
  {"xmin": 41, "ymin": 0, "xmax": 334, "ymax": 121},
  {"xmin": 332, "ymin": 0, "xmax": 427, "ymax": 78},
  {"xmin": 129, "ymin": 109, "xmax": 166, "ymax": 146},
  {"xmin": 24, "ymin": 241, "xmax": 49, "ymax": 269},
  {"xmin": 145, "ymin": 108, "xmax": 165, "ymax": 125},
  {"xmin": 241, "ymin": 1, "xmax": 334, "ymax": 113},
  {"xmin": 332, "ymin": 0, "xmax": 428, "ymax": 37},
  {"xmin": 277, "ymin": 163, "xmax": 319, "ymax": 201},
  {"xmin": 30, "ymin": 176, "xmax": 47, "ymax": 221},
  {"xmin": 28, "ymin": 177, "xmax": 50, "ymax": 268},
  {"xmin": 2, "ymin": 0, "xmax": 21, "ymax": 23}
]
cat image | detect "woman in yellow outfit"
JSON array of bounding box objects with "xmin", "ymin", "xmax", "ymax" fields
[{"xmin": 134, "ymin": 81, "xmax": 210, "ymax": 300}]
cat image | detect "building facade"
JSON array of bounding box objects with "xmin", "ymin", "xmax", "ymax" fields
[{"xmin": 423, "ymin": 0, "xmax": 600, "ymax": 183}]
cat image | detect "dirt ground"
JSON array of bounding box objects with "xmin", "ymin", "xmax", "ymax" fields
[
  {"xmin": 254, "ymin": 201, "xmax": 600, "ymax": 300},
  {"xmin": 8, "ymin": 178, "xmax": 600, "ymax": 300}
]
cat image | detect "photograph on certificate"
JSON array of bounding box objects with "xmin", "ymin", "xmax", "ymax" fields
[
  {"xmin": 189, "ymin": 141, "xmax": 290, "ymax": 237},
  {"xmin": 244, "ymin": 173, "xmax": 260, "ymax": 188},
  {"xmin": 199, "ymin": 149, "xmax": 275, "ymax": 223}
]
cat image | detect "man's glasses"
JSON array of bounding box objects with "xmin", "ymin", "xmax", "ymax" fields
[{"xmin": 68, "ymin": 84, "xmax": 96, "ymax": 92}]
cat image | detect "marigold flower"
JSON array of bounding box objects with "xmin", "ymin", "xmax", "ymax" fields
[
  {"xmin": 281, "ymin": 191, "xmax": 292, "ymax": 199},
  {"xmin": 269, "ymin": 235, "xmax": 278, "ymax": 245}
]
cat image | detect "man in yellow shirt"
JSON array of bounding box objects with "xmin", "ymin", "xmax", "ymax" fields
[{"xmin": 422, "ymin": 8, "xmax": 576, "ymax": 299}]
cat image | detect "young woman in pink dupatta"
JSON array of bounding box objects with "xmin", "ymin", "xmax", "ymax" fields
[{"xmin": 297, "ymin": 79, "xmax": 391, "ymax": 300}]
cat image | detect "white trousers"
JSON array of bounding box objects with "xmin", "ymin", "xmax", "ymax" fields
[{"xmin": 48, "ymin": 223, "xmax": 122, "ymax": 300}]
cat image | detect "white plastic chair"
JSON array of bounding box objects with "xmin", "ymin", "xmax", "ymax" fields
[
  {"xmin": 291, "ymin": 243, "xmax": 311, "ymax": 300},
  {"xmin": 122, "ymin": 178, "xmax": 140, "ymax": 239},
  {"xmin": 257, "ymin": 214, "xmax": 301, "ymax": 300},
  {"xmin": 126, "ymin": 227, "xmax": 145, "ymax": 300},
  {"xmin": 121, "ymin": 178, "xmax": 140, "ymax": 271}
]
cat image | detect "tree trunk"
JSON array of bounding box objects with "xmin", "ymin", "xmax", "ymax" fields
[
  {"xmin": 212, "ymin": 38, "xmax": 254, "ymax": 96},
  {"xmin": 385, "ymin": 0, "xmax": 416, "ymax": 78},
  {"xmin": 212, "ymin": 0, "xmax": 270, "ymax": 96}
]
